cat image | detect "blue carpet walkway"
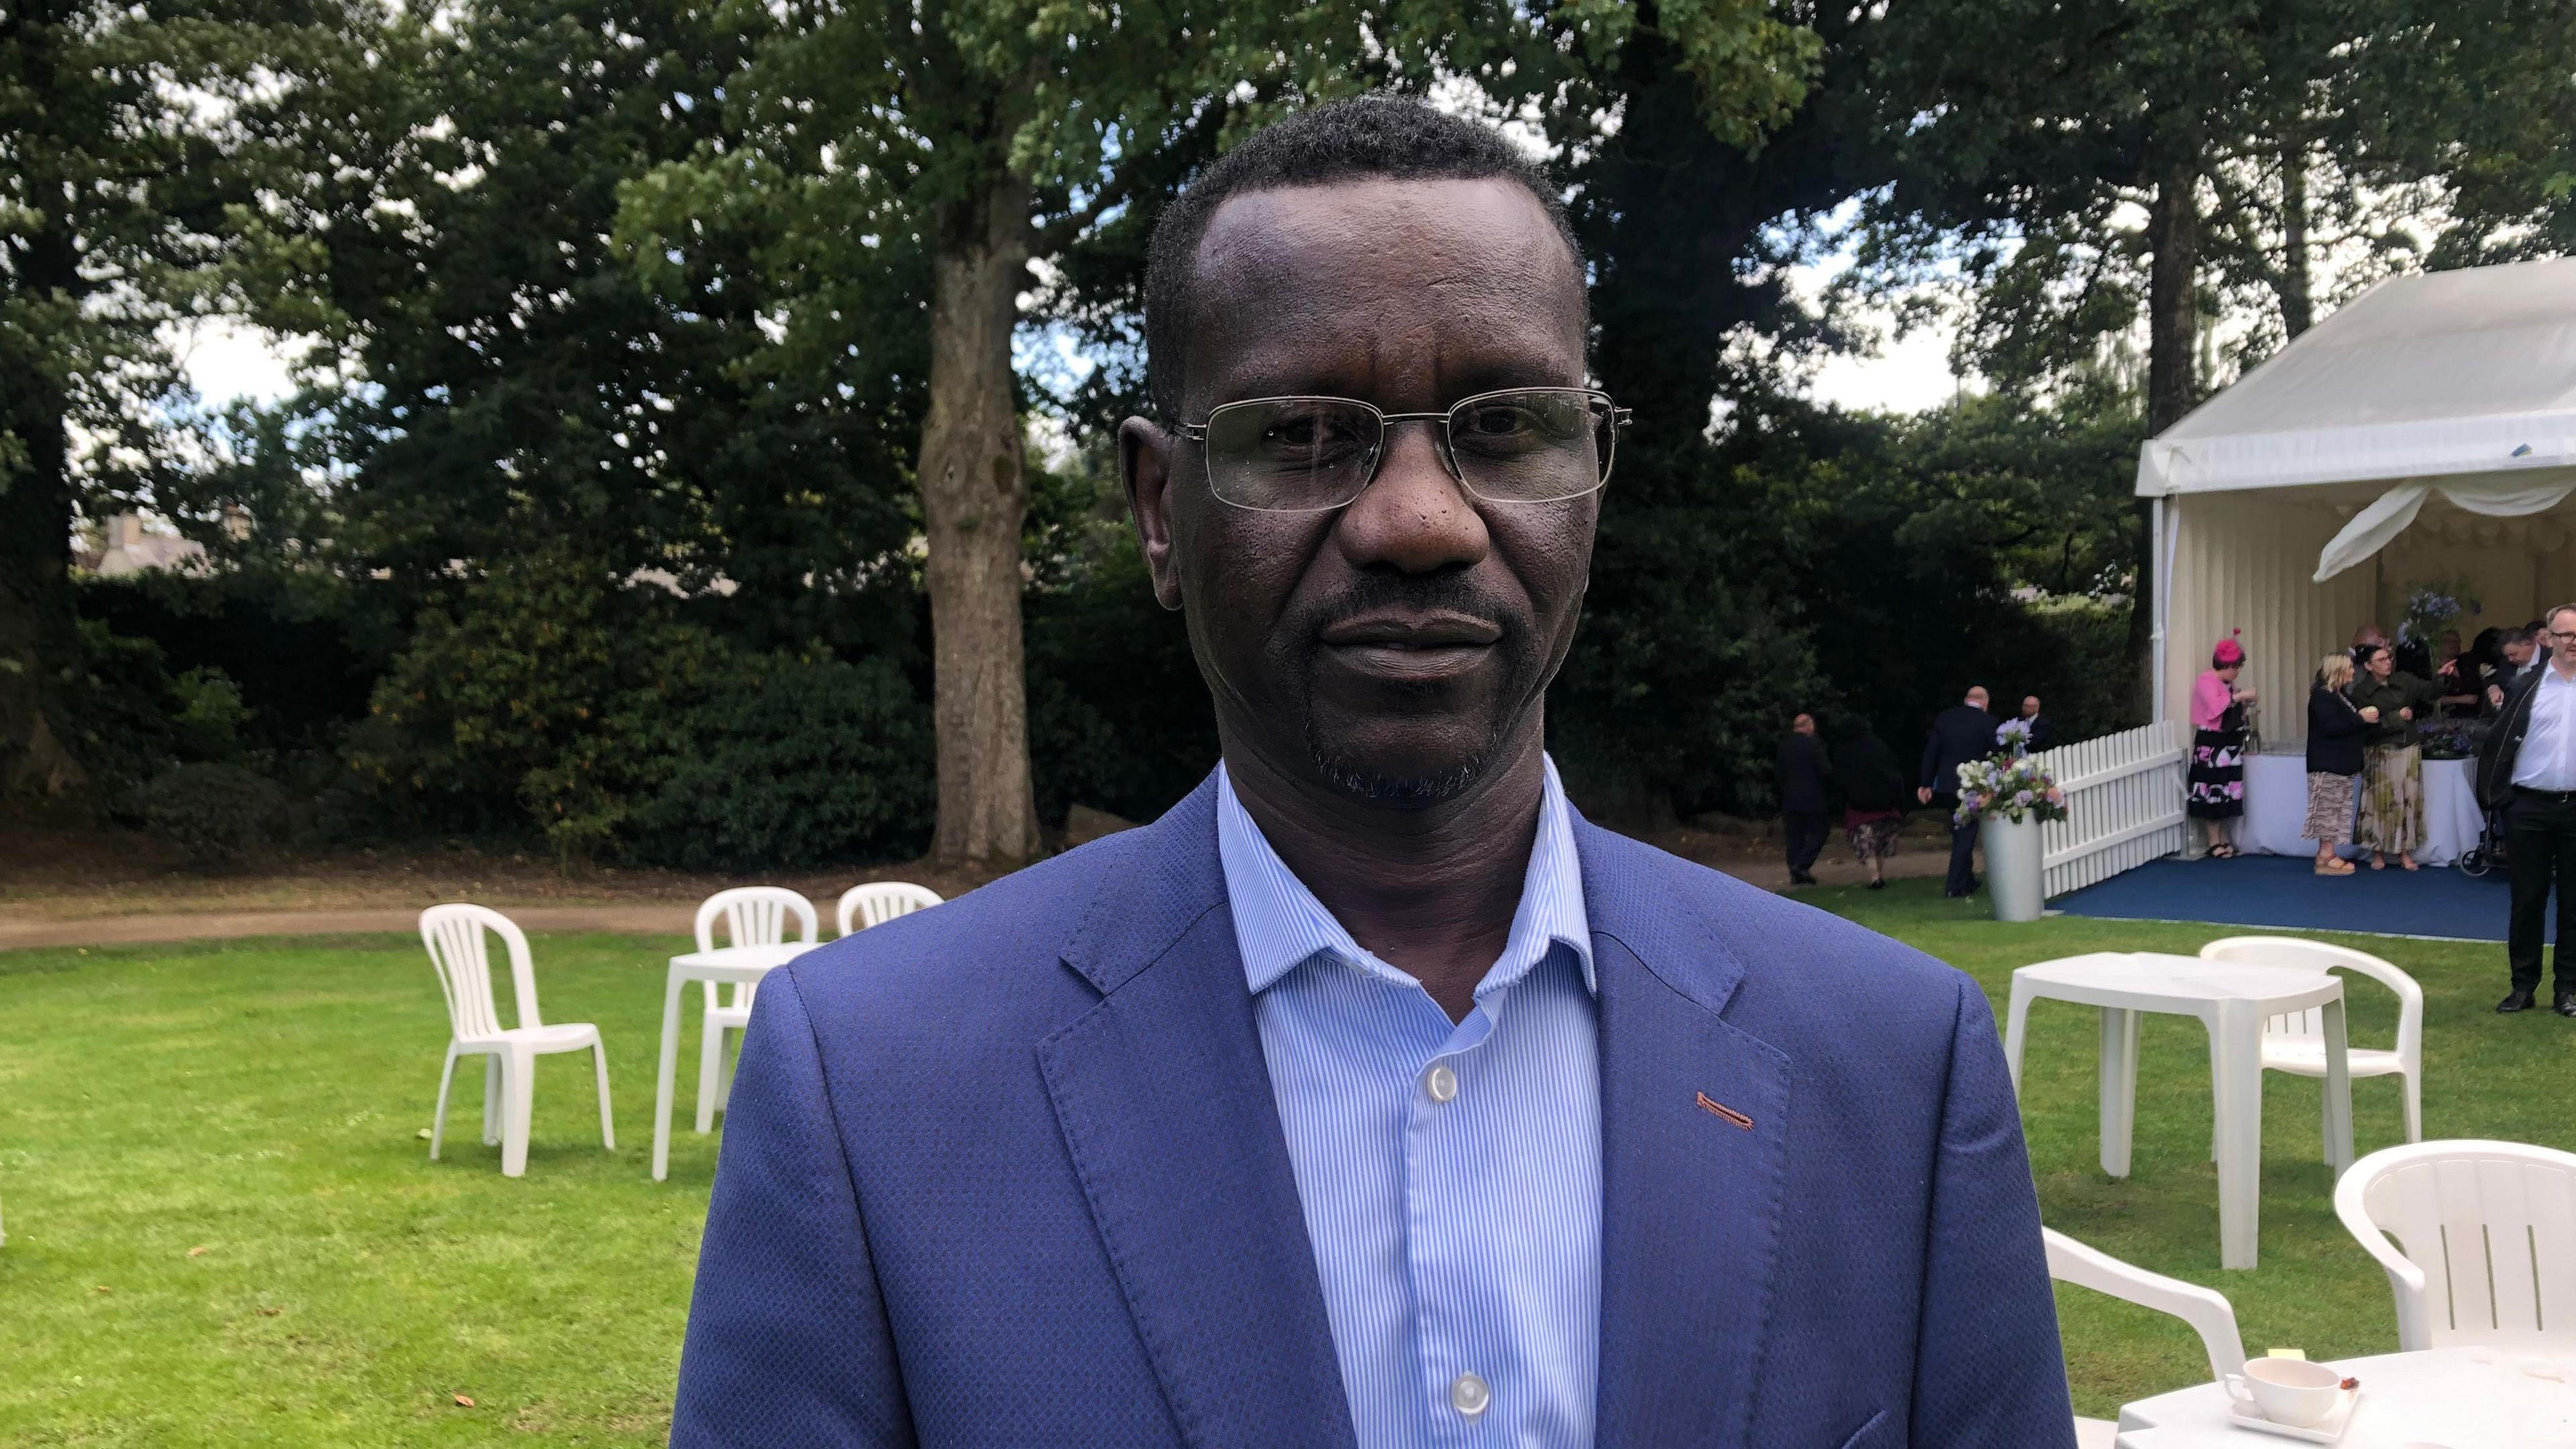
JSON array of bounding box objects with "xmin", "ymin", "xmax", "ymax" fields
[{"xmin": 2053, "ymin": 853, "xmax": 2540, "ymax": 943}]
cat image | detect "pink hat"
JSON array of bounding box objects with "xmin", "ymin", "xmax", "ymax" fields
[{"xmin": 2212, "ymin": 632, "xmax": 2246, "ymax": 667}]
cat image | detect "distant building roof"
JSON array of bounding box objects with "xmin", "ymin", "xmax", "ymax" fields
[{"xmin": 75, "ymin": 513, "xmax": 209, "ymax": 577}]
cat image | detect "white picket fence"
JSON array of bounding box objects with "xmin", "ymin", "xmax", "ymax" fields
[{"xmin": 2032, "ymin": 720, "xmax": 2190, "ymax": 899}]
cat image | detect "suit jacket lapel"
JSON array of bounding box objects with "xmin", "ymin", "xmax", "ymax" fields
[
  {"xmin": 1581, "ymin": 819, "xmax": 1793, "ymax": 1444},
  {"xmin": 1037, "ymin": 780, "xmax": 1356, "ymax": 1449}
]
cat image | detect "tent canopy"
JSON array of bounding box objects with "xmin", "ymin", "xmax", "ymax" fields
[{"xmin": 2137, "ymin": 258, "xmax": 2576, "ymax": 581}]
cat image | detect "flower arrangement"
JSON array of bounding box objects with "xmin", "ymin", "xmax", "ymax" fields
[
  {"xmin": 1995, "ymin": 717, "xmax": 2035, "ymax": 757},
  {"xmin": 2396, "ymin": 582, "xmax": 2480, "ymax": 649},
  {"xmin": 1954, "ymin": 751, "xmax": 2071, "ymax": 827},
  {"xmin": 2419, "ymin": 719, "xmax": 2484, "ymax": 761}
]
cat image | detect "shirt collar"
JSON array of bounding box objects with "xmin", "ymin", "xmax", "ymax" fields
[{"xmin": 1216, "ymin": 755, "xmax": 1596, "ymax": 1002}]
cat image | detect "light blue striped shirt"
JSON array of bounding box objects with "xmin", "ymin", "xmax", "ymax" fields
[{"xmin": 1217, "ymin": 759, "xmax": 1601, "ymax": 1448}]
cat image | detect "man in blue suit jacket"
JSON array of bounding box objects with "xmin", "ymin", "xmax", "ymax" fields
[{"xmin": 672, "ymin": 96, "xmax": 2073, "ymax": 1448}]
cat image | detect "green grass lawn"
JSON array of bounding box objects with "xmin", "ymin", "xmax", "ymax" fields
[{"xmin": 3, "ymin": 883, "xmax": 2571, "ymax": 1442}]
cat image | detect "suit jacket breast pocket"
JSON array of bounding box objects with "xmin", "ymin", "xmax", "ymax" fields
[{"xmin": 1832, "ymin": 1408, "xmax": 1892, "ymax": 1449}]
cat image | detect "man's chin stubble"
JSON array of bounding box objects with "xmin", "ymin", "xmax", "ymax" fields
[
  {"xmin": 1309, "ymin": 748, "xmax": 1490, "ymax": 806},
  {"xmin": 1302, "ymin": 707, "xmax": 1505, "ymax": 808}
]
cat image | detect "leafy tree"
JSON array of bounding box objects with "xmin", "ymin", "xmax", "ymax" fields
[
  {"xmin": 1847, "ymin": 0, "xmax": 2575, "ymax": 715},
  {"xmin": 619, "ymin": 0, "xmax": 1829, "ymax": 860},
  {"xmin": 1513, "ymin": 1, "xmax": 1870, "ymax": 819},
  {"xmin": 1788, "ymin": 384, "xmax": 2145, "ymax": 747},
  {"xmin": 0, "ymin": 0, "xmax": 378, "ymax": 800},
  {"xmin": 269, "ymin": 1, "xmax": 926, "ymax": 666},
  {"xmin": 1859, "ymin": 0, "xmax": 2576, "ymax": 428},
  {"xmin": 2379, "ymin": 2, "xmax": 2576, "ymax": 268}
]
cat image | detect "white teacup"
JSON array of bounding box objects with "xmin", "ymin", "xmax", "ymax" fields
[{"xmin": 2224, "ymin": 1357, "xmax": 2346, "ymax": 1427}]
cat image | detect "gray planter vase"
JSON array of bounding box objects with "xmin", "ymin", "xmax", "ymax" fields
[{"xmin": 1984, "ymin": 814, "xmax": 2045, "ymax": 922}]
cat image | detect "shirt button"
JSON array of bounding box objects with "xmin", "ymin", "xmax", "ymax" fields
[
  {"xmin": 1424, "ymin": 1063, "xmax": 1459, "ymax": 1104},
  {"xmin": 1449, "ymin": 1371, "xmax": 1490, "ymax": 1418}
]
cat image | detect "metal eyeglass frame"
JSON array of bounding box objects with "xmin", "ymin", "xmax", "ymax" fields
[{"xmin": 1175, "ymin": 386, "xmax": 1633, "ymax": 514}]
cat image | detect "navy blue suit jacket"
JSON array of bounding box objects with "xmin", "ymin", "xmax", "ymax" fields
[
  {"xmin": 1921, "ymin": 705, "xmax": 2002, "ymax": 800},
  {"xmin": 669, "ymin": 776, "xmax": 2074, "ymax": 1448}
]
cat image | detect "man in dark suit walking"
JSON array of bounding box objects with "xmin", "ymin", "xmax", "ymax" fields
[
  {"xmin": 1921, "ymin": 686, "xmax": 2001, "ymax": 898},
  {"xmin": 1776, "ymin": 711, "xmax": 1833, "ymax": 886}
]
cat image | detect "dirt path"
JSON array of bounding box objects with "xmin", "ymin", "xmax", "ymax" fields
[
  {"xmin": 1, "ymin": 846, "xmax": 1962, "ymax": 951},
  {"xmin": 0, "ymin": 904, "xmax": 703, "ymax": 952}
]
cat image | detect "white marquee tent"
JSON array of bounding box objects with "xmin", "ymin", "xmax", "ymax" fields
[{"xmin": 2139, "ymin": 256, "xmax": 2576, "ymax": 742}]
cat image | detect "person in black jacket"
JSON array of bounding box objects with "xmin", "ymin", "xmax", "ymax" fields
[
  {"xmin": 2487, "ymin": 626, "xmax": 2543, "ymax": 708},
  {"xmin": 2303, "ymin": 653, "xmax": 2377, "ymax": 876},
  {"xmin": 2475, "ymin": 604, "xmax": 2576, "ymax": 1016},
  {"xmin": 1921, "ymin": 686, "xmax": 2000, "ymax": 897},
  {"xmin": 2014, "ymin": 696, "xmax": 2055, "ymax": 754},
  {"xmin": 1776, "ymin": 712, "xmax": 1834, "ymax": 885}
]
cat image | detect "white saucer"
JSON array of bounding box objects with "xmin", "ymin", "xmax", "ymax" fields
[{"xmin": 2227, "ymin": 1385, "xmax": 2359, "ymax": 1441}]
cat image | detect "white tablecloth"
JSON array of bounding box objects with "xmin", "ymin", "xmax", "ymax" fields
[{"xmin": 2234, "ymin": 752, "xmax": 2485, "ymax": 866}]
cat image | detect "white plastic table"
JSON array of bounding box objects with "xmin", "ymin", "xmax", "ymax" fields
[
  {"xmin": 2114, "ymin": 1344, "xmax": 2576, "ymax": 1446},
  {"xmin": 652, "ymin": 943, "xmax": 810, "ymax": 1181},
  {"xmin": 2003, "ymin": 952, "xmax": 2353, "ymax": 1270}
]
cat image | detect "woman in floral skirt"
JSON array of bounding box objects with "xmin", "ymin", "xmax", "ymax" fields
[
  {"xmin": 2304, "ymin": 651, "xmax": 2375, "ymax": 875},
  {"xmin": 1833, "ymin": 720, "xmax": 1909, "ymax": 890},
  {"xmin": 2188, "ymin": 636, "xmax": 2255, "ymax": 857}
]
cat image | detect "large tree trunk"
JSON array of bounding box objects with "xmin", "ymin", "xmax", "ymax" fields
[
  {"xmin": 0, "ymin": 216, "xmax": 91, "ymax": 802},
  {"xmin": 919, "ymin": 172, "xmax": 1042, "ymax": 865},
  {"xmin": 2129, "ymin": 164, "xmax": 2205, "ymax": 720},
  {"xmin": 2145, "ymin": 165, "xmax": 2203, "ymax": 436},
  {"xmin": 2277, "ymin": 134, "xmax": 2314, "ymax": 339}
]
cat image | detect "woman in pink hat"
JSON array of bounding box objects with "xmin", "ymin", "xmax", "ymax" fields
[{"xmin": 2188, "ymin": 635, "xmax": 2255, "ymax": 857}]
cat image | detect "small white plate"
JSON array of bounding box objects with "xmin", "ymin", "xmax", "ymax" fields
[{"xmin": 2227, "ymin": 1385, "xmax": 2359, "ymax": 1442}]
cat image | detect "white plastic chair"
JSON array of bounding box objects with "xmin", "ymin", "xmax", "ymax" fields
[
  {"xmin": 419, "ymin": 904, "xmax": 614, "ymax": 1177},
  {"xmin": 2334, "ymin": 1139, "xmax": 2576, "ymax": 1350},
  {"xmin": 836, "ymin": 880, "xmax": 943, "ymax": 937},
  {"xmin": 694, "ymin": 888, "xmax": 818, "ymax": 1132},
  {"xmin": 2044, "ymin": 1228, "xmax": 2249, "ymax": 1448},
  {"xmin": 2201, "ymin": 936, "xmax": 2424, "ymax": 1149}
]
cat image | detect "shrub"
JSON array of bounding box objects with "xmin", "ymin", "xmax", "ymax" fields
[
  {"xmin": 627, "ymin": 653, "xmax": 934, "ymax": 870},
  {"xmin": 353, "ymin": 545, "xmax": 938, "ymax": 868},
  {"xmin": 61, "ymin": 620, "xmax": 186, "ymax": 796},
  {"xmin": 169, "ymin": 667, "xmax": 251, "ymax": 762},
  {"xmin": 350, "ymin": 545, "xmax": 725, "ymax": 837},
  {"xmin": 77, "ymin": 570, "xmax": 375, "ymax": 754},
  {"xmin": 1024, "ymin": 528, "xmax": 1216, "ymax": 826},
  {"xmin": 121, "ymin": 762, "xmax": 290, "ymax": 865}
]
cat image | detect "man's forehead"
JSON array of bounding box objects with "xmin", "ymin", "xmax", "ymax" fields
[{"xmin": 1180, "ymin": 176, "xmax": 1585, "ymax": 407}]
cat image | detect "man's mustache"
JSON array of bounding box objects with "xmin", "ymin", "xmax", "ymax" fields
[{"xmin": 1299, "ymin": 573, "xmax": 1521, "ymax": 643}]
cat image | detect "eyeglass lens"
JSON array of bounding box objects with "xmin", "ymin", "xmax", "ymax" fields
[{"xmin": 1201, "ymin": 389, "xmax": 1613, "ymax": 513}]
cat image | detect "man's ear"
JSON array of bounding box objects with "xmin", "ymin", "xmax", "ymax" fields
[{"xmin": 1120, "ymin": 416, "xmax": 1185, "ymax": 612}]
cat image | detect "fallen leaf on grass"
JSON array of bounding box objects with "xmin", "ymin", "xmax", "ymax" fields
[
  {"xmin": 453, "ymin": 1395, "xmax": 476, "ymax": 1408},
  {"xmin": 256, "ymin": 1307, "xmax": 281, "ymax": 1317},
  {"xmin": 92, "ymin": 1285, "xmax": 111, "ymax": 1293},
  {"xmin": 186, "ymin": 1245, "xmax": 210, "ymax": 1258}
]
